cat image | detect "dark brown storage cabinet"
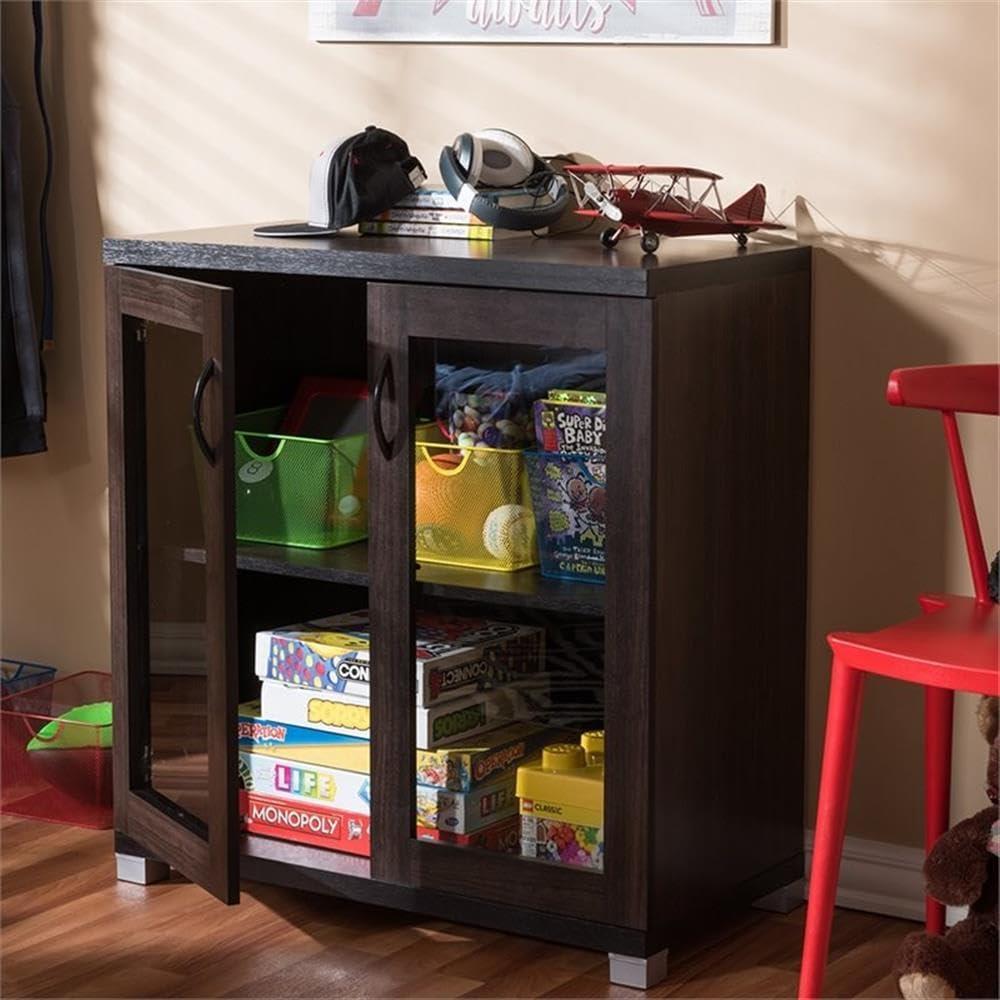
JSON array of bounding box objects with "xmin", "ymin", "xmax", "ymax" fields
[{"xmin": 103, "ymin": 227, "xmax": 811, "ymax": 988}]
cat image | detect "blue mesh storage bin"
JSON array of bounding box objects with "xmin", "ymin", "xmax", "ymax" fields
[{"xmin": 1, "ymin": 660, "xmax": 56, "ymax": 698}]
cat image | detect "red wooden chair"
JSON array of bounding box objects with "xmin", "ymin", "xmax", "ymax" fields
[{"xmin": 798, "ymin": 364, "xmax": 999, "ymax": 999}]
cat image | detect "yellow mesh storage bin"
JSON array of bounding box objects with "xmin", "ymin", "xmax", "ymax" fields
[{"xmin": 415, "ymin": 442, "xmax": 539, "ymax": 572}]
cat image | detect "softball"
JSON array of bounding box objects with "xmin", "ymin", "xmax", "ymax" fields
[{"xmin": 482, "ymin": 504, "xmax": 536, "ymax": 563}]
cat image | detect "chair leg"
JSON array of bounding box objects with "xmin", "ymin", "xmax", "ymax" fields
[
  {"xmin": 924, "ymin": 686, "xmax": 953, "ymax": 936},
  {"xmin": 799, "ymin": 658, "xmax": 865, "ymax": 1000}
]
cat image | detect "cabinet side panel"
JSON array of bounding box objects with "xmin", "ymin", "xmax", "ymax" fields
[
  {"xmin": 604, "ymin": 299, "xmax": 654, "ymax": 930},
  {"xmin": 649, "ymin": 265, "xmax": 811, "ymax": 948},
  {"xmin": 106, "ymin": 266, "xmax": 148, "ymax": 825},
  {"xmin": 367, "ymin": 283, "xmax": 418, "ymax": 885}
]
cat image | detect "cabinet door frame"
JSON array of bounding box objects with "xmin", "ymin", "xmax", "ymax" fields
[
  {"xmin": 106, "ymin": 265, "xmax": 238, "ymax": 904},
  {"xmin": 368, "ymin": 282, "xmax": 653, "ymax": 929}
]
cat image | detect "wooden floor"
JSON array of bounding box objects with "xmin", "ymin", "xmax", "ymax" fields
[{"xmin": 1, "ymin": 816, "xmax": 914, "ymax": 999}]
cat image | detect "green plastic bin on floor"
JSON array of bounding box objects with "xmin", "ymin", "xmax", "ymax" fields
[{"xmin": 234, "ymin": 408, "xmax": 368, "ymax": 549}]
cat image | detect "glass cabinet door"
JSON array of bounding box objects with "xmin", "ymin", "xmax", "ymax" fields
[
  {"xmin": 368, "ymin": 283, "xmax": 652, "ymax": 928},
  {"xmin": 107, "ymin": 266, "xmax": 238, "ymax": 903}
]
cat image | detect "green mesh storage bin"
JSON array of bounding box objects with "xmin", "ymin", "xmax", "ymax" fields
[{"xmin": 235, "ymin": 408, "xmax": 368, "ymax": 549}]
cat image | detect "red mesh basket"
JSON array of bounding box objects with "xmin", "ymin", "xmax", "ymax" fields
[{"xmin": 0, "ymin": 671, "xmax": 113, "ymax": 829}]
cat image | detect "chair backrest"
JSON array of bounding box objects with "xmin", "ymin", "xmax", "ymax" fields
[{"xmin": 887, "ymin": 364, "xmax": 999, "ymax": 605}]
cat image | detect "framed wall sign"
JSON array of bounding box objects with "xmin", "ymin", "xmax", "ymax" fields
[{"xmin": 308, "ymin": 1, "xmax": 776, "ymax": 45}]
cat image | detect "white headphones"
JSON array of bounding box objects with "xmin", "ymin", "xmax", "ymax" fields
[{"xmin": 439, "ymin": 129, "xmax": 569, "ymax": 230}]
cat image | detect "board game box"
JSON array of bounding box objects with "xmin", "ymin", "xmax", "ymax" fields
[
  {"xmin": 260, "ymin": 679, "xmax": 372, "ymax": 740},
  {"xmin": 239, "ymin": 749, "xmax": 371, "ymax": 814},
  {"xmin": 238, "ymin": 701, "xmax": 370, "ymax": 774},
  {"xmin": 239, "ymin": 789, "xmax": 370, "ymax": 856},
  {"xmin": 415, "ymin": 813, "xmax": 520, "ymax": 852},
  {"xmin": 255, "ymin": 611, "xmax": 544, "ymax": 707},
  {"xmin": 415, "ymin": 687, "xmax": 534, "ymax": 749},
  {"xmin": 415, "ymin": 721, "xmax": 566, "ymax": 792},
  {"xmin": 260, "ymin": 678, "xmax": 535, "ymax": 749},
  {"xmin": 516, "ymin": 741, "xmax": 604, "ymax": 870},
  {"xmin": 255, "ymin": 621, "xmax": 370, "ymax": 697},
  {"xmin": 415, "ymin": 771, "xmax": 522, "ymax": 835}
]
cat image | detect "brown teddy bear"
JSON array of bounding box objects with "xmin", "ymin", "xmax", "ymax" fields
[{"xmin": 894, "ymin": 696, "xmax": 998, "ymax": 999}]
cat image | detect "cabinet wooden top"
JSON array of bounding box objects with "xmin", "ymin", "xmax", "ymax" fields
[{"xmin": 103, "ymin": 224, "xmax": 810, "ymax": 298}]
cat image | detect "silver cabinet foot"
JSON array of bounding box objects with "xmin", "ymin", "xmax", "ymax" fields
[
  {"xmin": 608, "ymin": 948, "xmax": 669, "ymax": 989},
  {"xmin": 115, "ymin": 852, "xmax": 170, "ymax": 885},
  {"xmin": 752, "ymin": 877, "xmax": 805, "ymax": 914}
]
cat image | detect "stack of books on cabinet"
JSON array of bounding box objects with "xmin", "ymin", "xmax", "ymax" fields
[
  {"xmin": 238, "ymin": 611, "xmax": 564, "ymax": 857},
  {"xmin": 359, "ymin": 187, "xmax": 539, "ymax": 241}
]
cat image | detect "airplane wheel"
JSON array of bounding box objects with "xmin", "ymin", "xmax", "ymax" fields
[
  {"xmin": 736, "ymin": 232, "xmax": 749, "ymax": 248},
  {"xmin": 640, "ymin": 232, "xmax": 660, "ymax": 254},
  {"xmin": 600, "ymin": 227, "xmax": 621, "ymax": 249}
]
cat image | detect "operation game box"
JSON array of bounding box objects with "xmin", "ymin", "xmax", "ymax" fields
[{"xmin": 238, "ymin": 701, "xmax": 370, "ymax": 774}]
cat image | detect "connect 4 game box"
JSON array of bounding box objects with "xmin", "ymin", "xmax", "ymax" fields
[{"xmin": 255, "ymin": 611, "xmax": 544, "ymax": 707}]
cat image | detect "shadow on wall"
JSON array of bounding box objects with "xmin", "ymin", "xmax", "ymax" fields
[
  {"xmin": 0, "ymin": 0, "xmax": 107, "ymax": 671},
  {"xmin": 800, "ymin": 220, "xmax": 996, "ymax": 845},
  {"xmin": 47, "ymin": 0, "xmax": 102, "ymax": 473}
]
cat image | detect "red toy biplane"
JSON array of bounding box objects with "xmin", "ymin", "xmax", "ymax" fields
[{"xmin": 563, "ymin": 164, "xmax": 784, "ymax": 253}]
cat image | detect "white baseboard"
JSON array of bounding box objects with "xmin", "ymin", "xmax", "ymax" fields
[
  {"xmin": 149, "ymin": 622, "xmax": 206, "ymax": 675},
  {"xmin": 804, "ymin": 830, "xmax": 925, "ymax": 922}
]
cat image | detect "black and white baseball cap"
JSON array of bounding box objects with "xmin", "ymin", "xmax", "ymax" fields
[{"xmin": 255, "ymin": 126, "xmax": 426, "ymax": 237}]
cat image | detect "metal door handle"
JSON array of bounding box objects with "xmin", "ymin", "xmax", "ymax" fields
[
  {"xmin": 192, "ymin": 358, "xmax": 218, "ymax": 466},
  {"xmin": 372, "ymin": 353, "xmax": 395, "ymax": 460}
]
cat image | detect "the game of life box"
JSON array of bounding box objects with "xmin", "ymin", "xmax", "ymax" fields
[
  {"xmin": 415, "ymin": 771, "xmax": 522, "ymax": 835},
  {"xmin": 254, "ymin": 610, "xmax": 544, "ymax": 707}
]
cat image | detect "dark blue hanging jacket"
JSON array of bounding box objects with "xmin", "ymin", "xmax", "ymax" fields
[{"xmin": 2, "ymin": 0, "xmax": 52, "ymax": 458}]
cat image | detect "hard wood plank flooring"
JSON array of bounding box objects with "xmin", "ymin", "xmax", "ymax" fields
[{"xmin": 1, "ymin": 817, "xmax": 914, "ymax": 998}]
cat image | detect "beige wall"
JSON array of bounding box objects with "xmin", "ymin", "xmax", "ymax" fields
[{"xmin": 2, "ymin": 0, "xmax": 997, "ymax": 846}]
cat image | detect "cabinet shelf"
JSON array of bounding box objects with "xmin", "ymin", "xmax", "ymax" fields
[
  {"xmin": 241, "ymin": 833, "xmax": 371, "ymax": 880},
  {"xmin": 185, "ymin": 542, "xmax": 605, "ymax": 615}
]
